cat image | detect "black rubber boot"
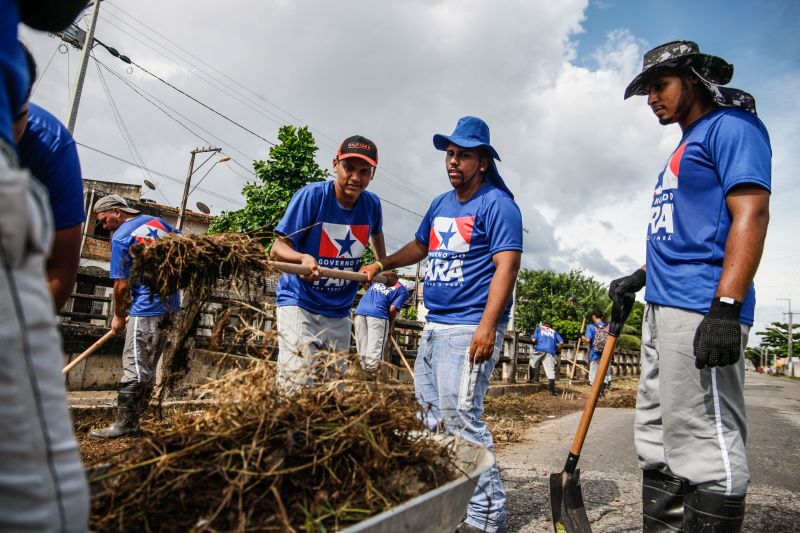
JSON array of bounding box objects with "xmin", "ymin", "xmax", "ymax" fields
[
  {"xmin": 89, "ymin": 382, "xmax": 143, "ymax": 439},
  {"xmin": 599, "ymin": 382, "xmax": 607, "ymax": 397},
  {"xmin": 527, "ymin": 365, "xmax": 534, "ymax": 383},
  {"xmin": 642, "ymin": 469, "xmax": 684, "ymax": 532},
  {"xmin": 684, "ymin": 485, "xmax": 745, "ymax": 533},
  {"xmin": 548, "ymin": 379, "xmax": 557, "ymax": 396}
]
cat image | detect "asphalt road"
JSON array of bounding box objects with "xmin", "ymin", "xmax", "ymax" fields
[{"xmin": 496, "ymin": 371, "xmax": 800, "ymax": 532}]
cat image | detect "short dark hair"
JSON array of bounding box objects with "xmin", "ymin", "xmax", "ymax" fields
[
  {"xmin": 20, "ymin": 42, "xmax": 37, "ymax": 103},
  {"xmin": 592, "ymin": 308, "xmax": 604, "ymax": 319}
]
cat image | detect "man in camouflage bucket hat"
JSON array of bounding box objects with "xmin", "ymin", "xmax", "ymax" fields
[{"xmin": 610, "ymin": 40, "xmax": 771, "ymax": 531}]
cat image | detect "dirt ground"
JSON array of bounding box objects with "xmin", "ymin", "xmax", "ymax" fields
[
  {"xmin": 485, "ymin": 378, "xmax": 639, "ymax": 445},
  {"xmin": 77, "ymin": 378, "xmax": 638, "ymax": 465}
]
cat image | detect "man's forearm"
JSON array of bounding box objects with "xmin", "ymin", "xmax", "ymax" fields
[
  {"xmin": 479, "ymin": 251, "xmax": 520, "ymax": 330},
  {"xmin": 113, "ymin": 280, "xmax": 129, "ymax": 318},
  {"xmin": 716, "ymin": 189, "xmax": 770, "ymax": 301},
  {"xmin": 370, "ymin": 233, "xmax": 387, "ymax": 260},
  {"xmin": 270, "ymin": 237, "xmax": 305, "ymax": 263},
  {"xmin": 380, "ymin": 240, "xmax": 428, "ymax": 270}
]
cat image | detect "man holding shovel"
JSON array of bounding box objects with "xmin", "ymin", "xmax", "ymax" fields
[
  {"xmin": 361, "ymin": 116, "xmax": 523, "ymax": 533},
  {"xmin": 611, "ymin": 41, "xmax": 771, "ymax": 531},
  {"xmin": 270, "ymin": 135, "xmax": 386, "ymax": 391},
  {"xmin": 90, "ymin": 195, "xmax": 180, "ymax": 439}
]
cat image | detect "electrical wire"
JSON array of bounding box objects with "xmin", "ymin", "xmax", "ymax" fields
[
  {"xmin": 92, "ymin": 57, "xmax": 256, "ymax": 178},
  {"xmin": 31, "ymin": 44, "xmax": 60, "ymax": 97},
  {"xmin": 94, "ymin": 37, "xmax": 276, "ymax": 148},
  {"xmin": 91, "ymin": 9, "xmax": 436, "ymax": 207},
  {"xmin": 74, "ymin": 141, "xmax": 245, "ymax": 206}
]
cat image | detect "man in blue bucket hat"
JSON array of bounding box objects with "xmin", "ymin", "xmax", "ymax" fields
[{"xmin": 362, "ymin": 116, "xmax": 523, "ymax": 532}]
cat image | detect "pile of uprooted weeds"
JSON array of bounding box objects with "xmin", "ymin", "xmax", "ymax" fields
[
  {"xmin": 128, "ymin": 232, "xmax": 275, "ymax": 299},
  {"xmin": 89, "ymin": 358, "xmax": 459, "ymax": 532}
]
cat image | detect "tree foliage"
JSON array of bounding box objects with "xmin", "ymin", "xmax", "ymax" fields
[
  {"xmin": 515, "ymin": 269, "xmax": 611, "ymax": 340},
  {"xmin": 755, "ymin": 322, "xmax": 799, "ymax": 356},
  {"xmin": 208, "ymin": 125, "xmax": 328, "ymax": 235}
]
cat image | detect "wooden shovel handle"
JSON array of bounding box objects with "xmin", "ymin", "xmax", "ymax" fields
[
  {"xmin": 268, "ymin": 261, "xmax": 389, "ymax": 285},
  {"xmin": 568, "ymin": 334, "xmax": 618, "ymax": 456},
  {"xmin": 390, "ymin": 336, "xmax": 415, "ymax": 379},
  {"xmin": 62, "ymin": 318, "xmax": 128, "ymax": 374}
]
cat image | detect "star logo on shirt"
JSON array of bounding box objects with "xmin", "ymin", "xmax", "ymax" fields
[
  {"xmin": 147, "ymin": 227, "xmax": 160, "ymax": 239},
  {"xmin": 438, "ymin": 224, "xmax": 457, "ymax": 249},
  {"xmin": 335, "ymin": 230, "xmax": 356, "ymax": 257}
]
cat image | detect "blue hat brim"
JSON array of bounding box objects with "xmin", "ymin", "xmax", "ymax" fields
[{"xmin": 433, "ymin": 134, "xmax": 501, "ymax": 161}]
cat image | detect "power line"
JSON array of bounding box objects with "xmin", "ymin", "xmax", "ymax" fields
[
  {"xmin": 93, "ymin": 37, "xmax": 276, "ymax": 148},
  {"xmin": 92, "ymin": 56, "xmax": 256, "ymax": 178},
  {"xmin": 90, "ymin": 10, "xmax": 437, "ymax": 207},
  {"xmin": 74, "ymin": 141, "xmax": 245, "ymax": 206}
]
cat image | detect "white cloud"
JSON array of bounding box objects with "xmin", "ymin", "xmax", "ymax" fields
[{"xmin": 19, "ymin": 1, "xmax": 800, "ymax": 344}]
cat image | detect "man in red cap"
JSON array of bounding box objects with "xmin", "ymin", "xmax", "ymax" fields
[
  {"xmin": 610, "ymin": 40, "xmax": 771, "ymax": 532},
  {"xmin": 362, "ymin": 116, "xmax": 522, "ymax": 532},
  {"xmin": 270, "ymin": 135, "xmax": 386, "ymax": 390}
]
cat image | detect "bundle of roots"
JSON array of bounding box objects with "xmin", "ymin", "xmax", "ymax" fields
[
  {"xmin": 128, "ymin": 232, "xmax": 274, "ymax": 299},
  {"xmin": 90, "ymin": 357, "xmax": 458, "ymax": 532}
]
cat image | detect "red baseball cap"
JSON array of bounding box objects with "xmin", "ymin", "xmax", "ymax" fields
[{"xmin": 337, "ymin": 135, "xmax": 378, "ymax": 166}]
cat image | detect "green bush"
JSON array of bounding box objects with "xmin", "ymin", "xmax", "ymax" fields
[{"xmin": 617, "ymin": 334, "xmax": 641, "ymax": 351}]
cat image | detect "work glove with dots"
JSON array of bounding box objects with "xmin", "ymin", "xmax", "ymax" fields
[
  {"xmin": 608, "ymin": 268, "xmax": 646, "ymax": 308},
  {"xmin": 693, "ymin": 298, "xmax": 742, "ymax": 369}
]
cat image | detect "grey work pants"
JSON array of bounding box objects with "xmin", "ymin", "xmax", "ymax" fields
[
  {"xmin": 0, "ymin": 146, "xmax": 89, "ymax": 531},
  {"xmin": 529, "ymin": 350, "xmax": 558, "ymax": 379},
  {"xmin": 353, "ymin": 314, "xmax": 389, "ymax": 372},
  {"xmin": 122, "ymin": 314, "xmax": 166, "ymax": 386},
  {"xmin": 636, "ymin": 303, "xmax": 749, "ymax": 496},
  {"xmin": 276, "ymin": 305, "xmax": 352, "ymax": 391}
]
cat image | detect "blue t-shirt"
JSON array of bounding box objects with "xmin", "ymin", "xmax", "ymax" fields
[
  {"xmin": 532, "ymin": 325, "xmax": 564, "ymax": 355},
  {"xmin": 110, "ymin": 215, "xmax": 180, "ymax": 316},
  {"xmin": 645, "ymin": 108, "xmax": 771, "ymax": 326},
  {"xmin": 585, "ymin": 321, "xmax": 607, "ymax": 362},
  {"xmin": 0, "ymin": 1, "xmax": 26, "ymax": 145},
  {"xmin": 355, "ymin": 282, "xmax": 410, "ymax": 320},
  {"xmin": 17, "ymin": 103, "xmax": 85, "ymax": 230},
  {"xmin": 275, "ymin": 180, "xmax": 383, "ymax": 318},
  {"xmin": 415, "ymin": 182, "xmax": 523, "ymax": 325}
]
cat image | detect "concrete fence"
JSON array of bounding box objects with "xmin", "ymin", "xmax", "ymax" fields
[{"xmin": 60, "ymin": 271, "xmax": 640, "ymax": 390}]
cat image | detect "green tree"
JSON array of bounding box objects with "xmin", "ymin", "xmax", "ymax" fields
[
  {"xmin": 515, "ymin": 269, "xmax": 611, "ymax": 341},
  {"xmin": 208, "ymin": 125, "xmax": 328, "ymax": 234},
  {"xmin": 756, "ymin": 322, "xmax": 799, "ymax": 357}
]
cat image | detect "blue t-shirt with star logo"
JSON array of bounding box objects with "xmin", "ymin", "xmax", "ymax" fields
[
  {"xmin": 415, "ymin": 182, "xmax": 522, "ymax": 325},
  {"xmin": 584, "ymin": 321, "xmax": 606, "ymax": 362},
  {"xmin": 645, "ymin": 108, "xmax": 771, "ymax": 325},
  {"xmin": 110, "ymin": 215, "xmax": 180, "ymax": 316},
  {"xmin": 355, "ymin": 282, "xmax": 410, "ymax": 320},
  {"xmin": 275, "ymin": 180, "xmax": 383, "ymax": 318},
  {"xmin": 532, "ymin": 325, "xmax": 564, "ymax": 355}
]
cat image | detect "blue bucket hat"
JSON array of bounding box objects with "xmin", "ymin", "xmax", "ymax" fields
[{"xmin": 432, "ymin": 116, "xmax": 514, "ymax": 199}]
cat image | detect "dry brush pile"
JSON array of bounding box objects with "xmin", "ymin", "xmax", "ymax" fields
[{"xmin": 89, "ymin": 360, "xmax": 459, "ymax": 532}]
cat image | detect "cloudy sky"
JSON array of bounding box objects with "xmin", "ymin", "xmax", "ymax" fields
[{"xmin": 20, "ymin": 0, "xmax": 799, "ymax": 344}]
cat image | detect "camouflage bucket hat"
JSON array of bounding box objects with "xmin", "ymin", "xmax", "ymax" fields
[{"xmin": 624, "ymin": 40, "xmax": 757, "ymax": 114}]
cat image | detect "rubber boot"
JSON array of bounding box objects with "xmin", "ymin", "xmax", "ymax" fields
[
  {"xmin": 684, "ymin": 485, "xmax": 745, "ymax": 533},
  {"xmin": 642, "ymin": 469, "xmax": 684, "ymax": 532},
  {"xmin": 89, "ymin": 382, "xmax": 143, "ymax": 439},
  {"xmin": 527, "ymin": 365, "xmax": 534, "ymax": 383},
  {"xmin": 532, "ymin": 365, "xmax": 540, "ymax": 383},
  {"xmin": 548, "ymin": 379, "xmax": 557, "ymax": 397},
  {"xmin": 599, "ymin": 382, "xmax": 607, "ymax": 397}
]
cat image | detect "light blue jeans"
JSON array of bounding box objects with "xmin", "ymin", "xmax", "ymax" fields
[{"xmin": 415, "ymin": 324, "xmax": 506, "ymax": 532}]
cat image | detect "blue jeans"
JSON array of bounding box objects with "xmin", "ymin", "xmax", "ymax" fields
[{"xmin": 415, "ymin": 325, "xmax": 506, "ymax": 532}]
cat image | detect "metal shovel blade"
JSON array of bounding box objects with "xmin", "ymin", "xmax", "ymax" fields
[{"xmin": 549, "ymin": 469, "xmax": 592, "ymax": 533}]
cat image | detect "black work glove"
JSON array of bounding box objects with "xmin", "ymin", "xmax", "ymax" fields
[
  {"xmin": 692, "ymin": 298, "xmax": 743, "ymax": 369},
  {"xmin": 608, "ymin": 268, "xmax": 646, "ymax": 308},
  {"xmin": 609, "ymin": 291, "xmax": 635, "ymax": 337}
]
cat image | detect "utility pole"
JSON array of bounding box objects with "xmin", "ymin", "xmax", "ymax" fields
[
  {"xmin": 66, "ymin": 0, "xmax": 101, "ymax": 133},
  {"xmin": 778, "ymin": 298, "xmax": 794, "ymax": 361},
  {"xmin": 177, "ymin": 147, "xmax": 221, "ymax": 231}
]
